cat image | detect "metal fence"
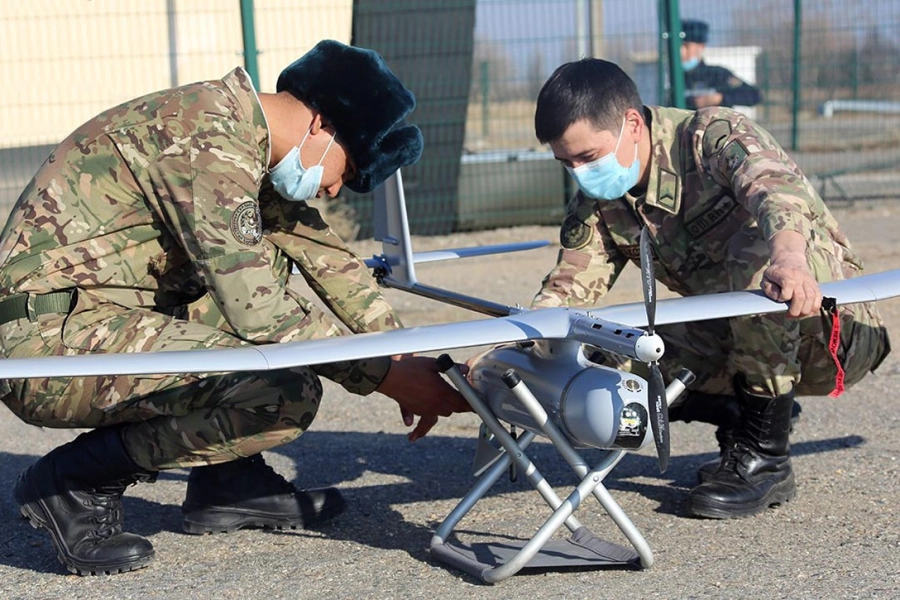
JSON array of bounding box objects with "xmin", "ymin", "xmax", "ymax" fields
[{"xmin": 2, "ymin": 1, "xmax": 898, "ymax": 236}]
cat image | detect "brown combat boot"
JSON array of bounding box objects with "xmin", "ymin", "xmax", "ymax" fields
[
  {"xmin": 181, "ymin": 454, "xmax": 345, "ymax": 534},
  {"xmin": 14, "ymin": 426, "xmax": 157, "ymax": 575}
]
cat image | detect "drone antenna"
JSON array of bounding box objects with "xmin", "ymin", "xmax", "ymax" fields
[{"xmin": 640, "ymin": 226, "xmax": 669, "ymax": 473}]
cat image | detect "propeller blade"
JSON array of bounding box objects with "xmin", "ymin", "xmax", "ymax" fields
[
  {"xmin": 639, "ymin": 226, "xmax": 657, "ymax": 333},
  {"xmin": 647, "ymin": 362, "xmax": 670, "ymax": 473},
  {"xmin": 640, "ymin": 227, "xmax": 667, "ymax": 471}
]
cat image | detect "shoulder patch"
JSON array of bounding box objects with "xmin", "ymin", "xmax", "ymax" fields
[
  {"xmin": 560, "ymin": 214, "xmax": 593, "ymax": 250},
  {"xmin": 231, "ymin": 201, "xmax": 262, "ymax": 245},
  {"xmin": 704, "ymin": 119, "xmax": 733, "ymax": 154}
]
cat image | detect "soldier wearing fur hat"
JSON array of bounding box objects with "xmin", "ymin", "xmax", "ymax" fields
[
  {"xmin": 0, "ymin": 39, "xmax": 470, "ymax": 575},
  {"xmin": 680, "ymin": 19, "xmax": 762, "ymax": 110}
]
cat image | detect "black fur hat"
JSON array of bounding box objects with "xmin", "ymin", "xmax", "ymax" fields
[
  {"xmin": 277, "ymin": 39, "xmax": 423, "ymax": 193},
  {"xmin": 681, "ymin": 19, "xmax": 709, "ymax": 44}
]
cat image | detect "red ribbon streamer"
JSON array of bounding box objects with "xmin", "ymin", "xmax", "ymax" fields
[{"xmin": 823, "ymin": 297, "xmax": 845, "ymax": 398}]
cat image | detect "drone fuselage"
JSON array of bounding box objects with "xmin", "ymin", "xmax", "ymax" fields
[{"xmin": 469, "ymin": 339, "xmax": 651, "ymax": 451}]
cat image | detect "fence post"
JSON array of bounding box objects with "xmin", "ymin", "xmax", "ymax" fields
[
  {"xmin": 166, "ymin": 0, "xmax": 178, "ymax": 87},
  {"xmin": 761, "ymin": 52, "xmax": 770, "ymax": 121},
  {"xmin": 239, "ymin": 0, "xmax": 260, "ymax": 89},
  {"xmin": 481, "ymin": 61, "xmax": 489, "ymax": 137},
  {"xmin": 790, "ymin": 0, "xmax": 801, "ymax": 151},
  {"xmin": 658, "ymin": 0, "xmax": 685, "ymax": 108}
]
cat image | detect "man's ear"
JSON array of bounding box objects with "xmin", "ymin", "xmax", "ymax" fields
[
  {"xmin": 309, "ymin": 112, "xmax": 325, "ymax": 135},
  {"xmin": 624, "ymin": 108, "xmax": 643, "ymax": 142}
]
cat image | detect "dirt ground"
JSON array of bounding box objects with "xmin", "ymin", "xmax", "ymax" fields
[{"xmin": 0, "ymin": 199, "xmax": 898, "ymax": 598}]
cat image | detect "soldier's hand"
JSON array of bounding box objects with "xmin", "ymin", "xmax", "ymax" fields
[
  {"xmin": 399, "ymin": 410, "xmax": 438, "ymax": 442},
  {"xmin": 692, "ymin": 91, "xmax": 724, "ymax": 108},
  {"xmin": 376, "ymin": 354, "xmax": 471, "ymax": 441},
  {"xmin": 762, "ymin": 232, "xmax": 822, "ymax": 318}
]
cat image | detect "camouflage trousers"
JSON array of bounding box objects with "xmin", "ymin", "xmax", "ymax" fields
[
  {"xmin": 0, "ymin": 291, "xmax": 322, "ymax": 470},
  {"xmin": 651, "ymin": 300, "xmax": 888, "ymax": 398},
  {"xmin": 604, "ymin": 226, "xmax": 890, "ymax": 398}
]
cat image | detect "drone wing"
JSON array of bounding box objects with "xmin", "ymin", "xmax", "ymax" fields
[
  {"xmin": 1, "ymin": 270, "xmax": 898, "ymax": 380},
  {"xmin": 590, "ymin": 269, "xmax": 900, "ymax": 328},
  {"xmin": 0, "ymin": 308, "xmax": 573, "ymax": 379}
]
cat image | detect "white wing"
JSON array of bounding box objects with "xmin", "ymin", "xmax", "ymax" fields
[
  {"xmin": 0, "ymin": 308, "xmax": 573, "ymax": 378},
  {"xmin": 591, "ymin": 269, "xmax": 900, "ymax": 328},
  {"xmin": 1, "ymin": 269, "xmax": 899, "ymax": 379}
]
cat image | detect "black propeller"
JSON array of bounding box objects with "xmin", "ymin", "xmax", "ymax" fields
[{"xmin": 639, "ymin": 226, "xmax": 669, "ymax": 473}]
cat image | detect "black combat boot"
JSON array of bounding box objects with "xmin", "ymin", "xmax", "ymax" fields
[
  {"xmin": 181, "ymin": 454, "xmax": 346, "ymax": 534},
  {"xmin": 687, "ymin": 380, "xmax": 796, "ymax": 519},
  {"xmin": 696, "ymin": 398, "xmax": 802, "ymax": 483},
  {"xmin": 670, "ymin": 391, "xmax": 742, "ymax": 483},
  {"xmin": 13, "ymin": 426, "xmax": 157, "ymax": 575},
  {"xmin": 696, "ymin": 425, "xmax": 737, "ymax": 483}
]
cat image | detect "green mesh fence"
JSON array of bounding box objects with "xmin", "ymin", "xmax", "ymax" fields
[{"xmin": 2, "ymin": 1, "xmax": 898, "ymax": 236}]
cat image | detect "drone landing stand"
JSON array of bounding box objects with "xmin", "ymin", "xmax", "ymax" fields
[{"xmin": 431, "ymin": 361, "xmax": 654, "ymax": 584}]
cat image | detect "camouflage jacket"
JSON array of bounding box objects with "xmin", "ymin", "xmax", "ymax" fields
[
  {"xmin": 0, "ymin": 68, "xmax": 398, "ymax": 394},
  {"xmin": 533, "ymin": 105, "xmax": 867, "ymax": 308}
]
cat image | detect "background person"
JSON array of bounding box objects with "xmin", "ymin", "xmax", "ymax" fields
[{"xmin": 680, "ymin": 19, "xmax": 763, "ymax": 110}]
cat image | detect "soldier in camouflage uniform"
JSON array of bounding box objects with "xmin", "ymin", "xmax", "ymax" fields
[
  {"xmin": 0, "ymin": 40, "xmax": 469, "ymax": 575},
  {"xmin": 531, "ymin": 58, "xmax": 889, "ymax": 520}
]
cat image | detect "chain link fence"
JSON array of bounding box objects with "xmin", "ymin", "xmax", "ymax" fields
[{"xmin": 2, "ymin": 1, "xmax": 898, "ymax": 236}]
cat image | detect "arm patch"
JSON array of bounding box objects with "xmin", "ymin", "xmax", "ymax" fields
[
  {"xmin": 722, "ymin": 139, "xmax": 749, "ymax": 171},
  {"xmin": 231, "ymin": 201, "xmax": 263, "ymax": 245},
  {"xmin": 560, "ymin": 214, "xmax": 593, "ymax": 250}
]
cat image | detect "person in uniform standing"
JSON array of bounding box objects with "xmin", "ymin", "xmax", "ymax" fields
[
  {"xmin": 0, "ymin": 40, "xmax": 469, "ymax": 575},
  {"xmin": 680, "ymin": 19, "xmax": 763, "ymax": 110},
  {"xmin": 531, "ymin": 57, "xmax": 889, "ymax": 519}
]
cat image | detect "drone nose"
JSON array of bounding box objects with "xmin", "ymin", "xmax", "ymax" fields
[{"xmin": 634, "ymin": 332, "xmax": 664, "ymax": 363}]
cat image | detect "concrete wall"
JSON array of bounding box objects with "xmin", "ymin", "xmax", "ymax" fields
[{"xmin": 457, "ymin": 150, "xmax": 568, "ymax": 230}]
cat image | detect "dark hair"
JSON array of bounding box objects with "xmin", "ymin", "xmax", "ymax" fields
[{"xmin": 534, "ymin": 58, "xmax": 643, "ymax": 144}]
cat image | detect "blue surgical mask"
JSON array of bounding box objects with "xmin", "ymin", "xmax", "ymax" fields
[
  {"xmin": 682, "ymin": 57, "xmax": 700, "ymax": 71},
  {"xmin": 566, "ymin": 118, "xmax": 640, "ymax": 201},
  {"xmin": 269, "ymin": 127, "xmax": 335, "ymax": 202}
]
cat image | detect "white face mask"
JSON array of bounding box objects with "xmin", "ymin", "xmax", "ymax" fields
[{"xmin": 269, "ymin": 127, "xmax": 335, "ymax": 202}]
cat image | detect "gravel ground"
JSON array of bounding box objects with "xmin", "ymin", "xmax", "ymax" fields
[{"xmin": 1, "ymin": 200, "xmax": 898, "ymax": 599}]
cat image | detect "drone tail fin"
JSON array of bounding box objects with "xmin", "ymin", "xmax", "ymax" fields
[{"xmin": 372, "ymin": 170, "xmax": 418, "ymax": 286}]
